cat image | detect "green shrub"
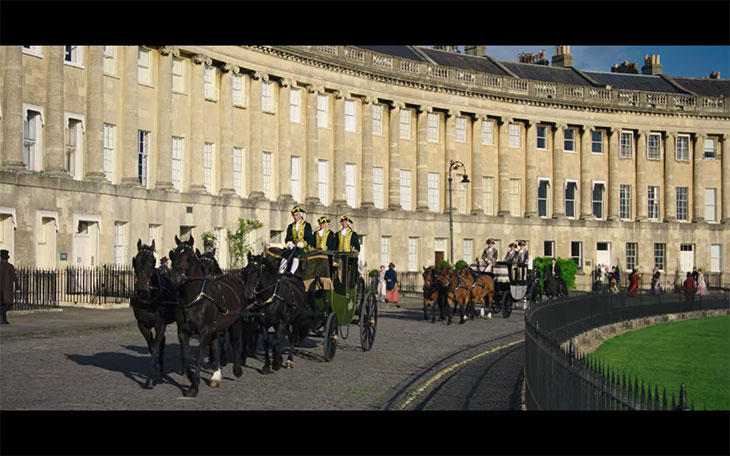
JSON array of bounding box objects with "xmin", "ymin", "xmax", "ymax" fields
[
  {"xmin": 532, "ymin": 256, "xmax": 578, "ymax": 292},
  {"xmin": 368, "ymin": 269, "xmax": 379, "ymax": 278},
  {"xmin": 454, "ymin": 260, "xmax": 468, "ymax": 271},
  {"xmin": 436, "ymin": 259, "xmax": 451, "ymax": 269}
]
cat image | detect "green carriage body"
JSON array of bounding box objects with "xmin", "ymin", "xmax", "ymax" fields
[{"xmin": 310, "ymin": 250, "xmax": 360, "ymax": 325}]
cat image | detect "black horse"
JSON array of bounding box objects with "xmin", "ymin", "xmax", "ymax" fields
[
  {"xmin": 544, "ymin": 269, "xmax": 568, "ymax": 300},
  {"xmin": 242, "ymin": 252, "xmax": 317, "ymax": 373},
  {"xmin": 130, "ymin": 239, "xmax": 179, "ymax": 389},
  {"xmin": 168, "ymin": 235, "xmax": 247, "ymax": 398}
]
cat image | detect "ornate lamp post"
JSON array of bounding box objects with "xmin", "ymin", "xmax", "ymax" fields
[{"xmin": 448, "ymin": 160, "xmax": 470, "ymax": 264}]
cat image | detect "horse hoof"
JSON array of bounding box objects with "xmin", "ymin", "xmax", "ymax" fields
[
  {"xmin": 143, "ymin": 379, "xmax": 155, "ymax": 389},
  {"xmin": 285, "ymin": 360, "xmax": 293, "ymax": 369},
  {"xmin": 262, "ymin": 366, "xmax": 271, "ymax": 374},
  {"xmin": 210, "ymin": 380, "xmax": 220, "ymax": 388},
  {"xmin": 233, "ymin": 366, "xmax": 243, "ymax": 378},
  {"xmin": 183, "ymin": 388, "xmax": 199, "ymax": 398}
]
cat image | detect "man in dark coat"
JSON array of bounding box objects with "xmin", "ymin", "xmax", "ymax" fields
[
  {"xmin": 336, "ymin": 216, "xmax": 360, "ymax": 287},
  {"xmin": 280, "ymin": 205, "xmax": 315, "ymax": 275},
  {"xmin": 1, "ymin": 249, "xmax": 19, "ymax": 325},
  {"xmin": 314, "ymin": 216, "xmax": 337, "ymax": 251}
]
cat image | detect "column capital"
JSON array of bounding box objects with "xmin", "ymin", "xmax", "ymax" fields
[
  {"xmin": 279, "ymin": 77, "xmax": 292, "ymax": 88},
  {"xmin": 665, "ymin": 131, "xmax": 676, "ymax": 139},
  {"xmin": 159, "ymin": 46, "xmax": 179, "ymax": 57},
  {"xmin": 333, "ymin": 89, "xmax": 346, "ymax": 99},
  {"xmin": 608, "ymin": 126, "xmax": 620, "ymax": 136},
  {"xmin": 418, "ymin": 105, "xmax": 432, "ymax": 114},
  {"xmin": 555, "ymin": 122, "xmax": 567, "ymax": 130},
  {"xmin": 391, "ymin": 101, "xmax": 405, "ymax": 110},
  {"xmin": 582, "ymin": 124, "xmax": 594, "ymax": 133},
  {"xmin": 222, "ymin": 63, "xmax": 240, "ymax": 74},
  {"xmin": 446, "ymin": 109, "xmax": 460, "ymax": 118},
  {"xmin": 524, "ymin": 118, "xmax": 538, "ymax": 128},
  {"xmin": 252, "ymin": 71, "xmax": 269, "ymax": 82},
  {"xmin": 498, "ymin": 116, "xmax": 513, "ymax": 125},
  {"xmin": 192, "ymin": 53, "xmax": 212, "ymax": 66},
  {"xmin": 363, "ymin": 95, "xmax": 377, "ymax": 105},
  {"xmin": 637, "ymin": 129, "xmax": 649, "ymax": 137},
  {"xmin": 721, "ymin": 133, "xmax": 728, "ymax": 142}
]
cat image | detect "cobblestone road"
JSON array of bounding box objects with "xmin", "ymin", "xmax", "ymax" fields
[{"xmin": 0, "ymin": 299, "xmax": 526, "ymax": 410}]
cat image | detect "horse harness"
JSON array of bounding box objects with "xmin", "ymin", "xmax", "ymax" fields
[{"xmin": 177, "ymin": 273, "xmax": 245, "ymax": 325}]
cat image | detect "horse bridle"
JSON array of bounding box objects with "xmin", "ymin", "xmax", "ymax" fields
[{"xmin": 133, "ymin": 247, "xmax": 168, "ymax": 306}]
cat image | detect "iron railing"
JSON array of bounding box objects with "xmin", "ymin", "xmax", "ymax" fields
[
  {"xmin": 524, "ymin": 290, "xmax": 730, "ymax": 410},
  {"xmin": 13, "ymin": 265, "xmax": 134, "ymax": 310}
]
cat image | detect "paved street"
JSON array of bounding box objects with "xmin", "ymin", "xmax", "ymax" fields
[{"xmin": 0, "ymin": 296, "xmax": 526, "ymax": 410}]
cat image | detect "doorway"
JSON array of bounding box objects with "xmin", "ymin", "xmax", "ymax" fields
[
  {"xmin": 680, "ymin": 244, "xmax": 695, "ymax": 275},
  {"xmin": 596, "ymin": 242, "xmax": 612, "ymax": 270}
]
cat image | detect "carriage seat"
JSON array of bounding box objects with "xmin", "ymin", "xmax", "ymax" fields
[{"xmin": 492, "ymin": 262, "xmax": 511, "ymax": 284}]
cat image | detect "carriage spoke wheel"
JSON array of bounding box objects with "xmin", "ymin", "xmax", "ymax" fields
[
  {"xmin": 359, "ymin": 293, "xmax": 378, "ymax": 352},
  {"xmin": 502, "ymin": 292, "xmax": 513, "ymax": 318},
  {"xmin": 323, "ymin": 312, "xmax": 338, "ymax": 362}
]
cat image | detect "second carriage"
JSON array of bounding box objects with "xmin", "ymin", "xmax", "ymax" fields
[{"xmin": 477, "ymin": 261, "xmax": 541, "ymax": 318}]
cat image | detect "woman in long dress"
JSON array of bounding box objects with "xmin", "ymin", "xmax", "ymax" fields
[
  {"xmin": 627, "ymin": 269, "xmax": 640, "ymax": 297},
  {"xmin": 696, "ymin": 269, "xmax": 708, "ymax": 296},
  {"xmin": 377, "ymin": 265, "xmax": 387, "ymax": 302}
]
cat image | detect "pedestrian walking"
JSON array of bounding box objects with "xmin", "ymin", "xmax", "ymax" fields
[
  {"xmin": 609, "ymin": 266, "xmax": 619, "ymax": 294},
  {"xmin": 691, "ymin": 267, "xmax": 699, "ymax": 286},
  {"xmin": 377, "ymin": 265, "xmax": 387, "ymax": 303},
  {"xmin": 627, "ymin": 268, "xmax": 640, "ymax": 297},
  {"xmin": 682, "ymin": 272, "xmax": 696, "ymax": 302},
  {"xmin": 0, "ymin": 249, "xmax": 20, "ymax": 325},
  {"xmin": 650, "ymin": 268, "xmax": 661, "ymax": 295},
  {"xmin": 385, "ymin": 263, "xmax": 399, "ymax": 305},
  {"xmin": 696, "ymin": 268, "xmax": 708, "ymax": 297}
]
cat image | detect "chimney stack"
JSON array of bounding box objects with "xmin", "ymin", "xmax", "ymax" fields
[
  {"xmin": 518, "ymin": 50, "xmax": 549, "ymax": 65},
  {"xmin": 611, "ymin": 61, "xmax": 639, "ymax": 74},
  {"xmin": 551, "ymin": 45, "xmax": 573, "ymax": 68},
  {"xmin": 464, "ymin": 45, "xmax": 487, "ymax": 57},
  {"xmin": 709, "ymin": 71, "xmax": 720, "ymax": 79},
  {"xmin": 433, "ymin": 45, "xmax": 460, "ymax": 53},
  {"xmin": 641, "ymin": 54, "xmax": 662, "ymax": 75}
]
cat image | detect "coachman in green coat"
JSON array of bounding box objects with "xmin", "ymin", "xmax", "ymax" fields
[
  {"xmin": 280, "ymin": 206, "xmax": 315, "ymax": 275},
  {"xmin": 314, "ymin": 216, "xmax": 337, "ymax": 251}
]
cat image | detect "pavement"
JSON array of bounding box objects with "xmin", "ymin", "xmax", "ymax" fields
[{"xmin": 0, "ymin": 293, "xmax": 423, "ymax": 340}]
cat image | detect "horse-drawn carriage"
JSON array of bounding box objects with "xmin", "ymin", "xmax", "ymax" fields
[
  {"xmin": 472, "ymin": 261, "xmax": 541, "ymax": 318},
  {"xmin": 264, "ymin": 248, "xmax": 377, "ymax": 362}
]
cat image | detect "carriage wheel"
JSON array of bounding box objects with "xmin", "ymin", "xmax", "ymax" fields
[
  {"xmin": 359, "ymin": 293, "xmax": 378, "ymax": 352},
  {"xmin": 501, "ymin": 292, "xmax": 513, "ymax": 318},
  {"xmin": 323, "ymin": 312, "xmax": 338, "ymax": 362}
]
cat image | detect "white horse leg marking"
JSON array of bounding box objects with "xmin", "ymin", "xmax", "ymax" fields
[{"xmin": 211, "ymin": 368, "xmax": 222, "ymax": 387}]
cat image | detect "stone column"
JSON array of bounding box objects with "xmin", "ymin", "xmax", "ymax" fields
[
  {"xmin": 580, "ymin": 125, "xmax": 593, "ymax": 220},
  {"xmin": 218, "ymin": 62, "xmax": 238, "ymax": 196},
  {"xmin": 524, "ymin": 119, "xmax": 537, "ymax": 218},
  {"xmin": 636, "ymin": 130, "xmax": 649, "ymax": 221},
  {"xmin": 497, "ymin": 116, "xmax": 512, "ymax": 216},
  {"xmin": 664, "ymin": 132, "xmax": 676, "ymax": 221},
  {"xmin": 415, "ymin": 105, "xmax": 431, "ymax": 211},
  {"xmin": 470, "ymin": 114, "xmax": 484, "ymax": 215},
  {"xmin": 607, "ymin": 127, "xmax": 620, "ymax": 220},
  {"xmin": 276, "ymin": 78, "xmax": 292, "ymax": 201},
  {"xmin": 84, "ymin": 46, "xmax": 106, "ymax": 181},
  {"xmin": 360, "ymin": 97, "xmax": 375, "ymax": 208},
  {"xmin": 154, "ymin": 46, "xmax": 177, "ymax": 190},
  {"xmin": 2, "ymin": 47, "xmax": 25, "ymax": 170},
  {"xmin": 120, "ymin": 46, "xmax": 141, "ymax": 186},
  {"xmin": 45, "ymin": 46, "xmax": 67, "ymax": 176},
  {"xmin": 721, "ymin": 134, "xmax": 730, "ymax": 224},
  {"xmin": 444, "ymin": 110, "xmax": 458, "ymax": 214},
  {"xmin": 187, "ymin": 53, "xmax": 210, "ymax": 193},
  {"xmin": 692, "ymin": 133, "xmax": 705, "ymax": 223},
  {"xmin": 552, "ymin": 123, "xmax": 566, "ymax": 218},
  {"xmin": 304, "ymin": 85, "xmax": 321, "ymax": 205},
  {"xmin": 247, "ymin": 71, "xmax": 265, "ymax": 198},
  {"xmin": 332, "ymin": 90, "xmax": 347, "ymax": 206},
  {"xmin": 388, "ymin": 101, "xmax": 402, "ymax": 210}
]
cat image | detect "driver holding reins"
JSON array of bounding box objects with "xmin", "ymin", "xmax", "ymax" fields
[
  {"xmin": 280, "ymin": 205, "xmax": 314, "ymax": 275},
  {"xmin": 480, "ymin": 238, "xmax": 498, "ymax": 273}
]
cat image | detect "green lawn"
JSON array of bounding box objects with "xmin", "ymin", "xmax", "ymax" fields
[{"xmin": 590, "ymin": 315, "xmax": 730, "ymax": 410}]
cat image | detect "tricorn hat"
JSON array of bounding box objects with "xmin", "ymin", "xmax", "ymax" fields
[
  {"xmin": 508, "ymin": 242, "xmax": 516, "ymax": 248},
  {"xmin": 486, "ymin": 238, "xmax": 495, "ymax": 245},
  {"xmin": 518, "ymin": 240, "xmax": 526, "ymax": 246},
  {"xmin": 317, "ymin": 216, "xmax": 331, "ymax": 224},
  {"xmin": 340, "ymin": 215, "xmax": 353, "ymax": 224},
  {"xmin": 291, "ymin": 205, "xmax": 306, "ymax": 214},
  {"xmin": 0, "ymin": 249, "xmax": 8, "ymax": 260}
]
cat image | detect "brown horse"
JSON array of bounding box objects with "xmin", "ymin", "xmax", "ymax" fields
[
  {"xmin": 422, "ymin": 266, "xmax": 440, "ymax": 322},
  {"xmin": 438, "ymin": 266, "xmax": 472, "ymax": 324},
  {"xmin": 458, "ymin": 267, "xmax": 495, "ymax": 320}
]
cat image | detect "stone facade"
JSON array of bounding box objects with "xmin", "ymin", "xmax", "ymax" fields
[{"xmin": 1, "ymin": 45, "xmax": 728, "ymax": 290}]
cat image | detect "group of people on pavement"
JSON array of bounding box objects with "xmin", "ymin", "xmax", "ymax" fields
[{"xmin": 682, "ymin": 266, "xmax": 708, "ymax": 302}]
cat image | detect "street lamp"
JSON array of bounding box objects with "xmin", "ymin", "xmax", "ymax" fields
[{"xmin": 448, "ymin": 159, "xmax": 470, "ymax": 264}]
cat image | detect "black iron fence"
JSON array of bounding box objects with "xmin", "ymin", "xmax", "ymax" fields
[
  {"xmin": 524, "ymin": 290, "xmax": 730, "ymax": 410},
  {"xmin": 13, "ymin": 265, "xmax": 134, "ymax": 310}
]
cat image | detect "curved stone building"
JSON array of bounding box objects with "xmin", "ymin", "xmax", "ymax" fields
[{"xmin": 1, "ymin": 45, "xmax": 728, "ymax": 289}]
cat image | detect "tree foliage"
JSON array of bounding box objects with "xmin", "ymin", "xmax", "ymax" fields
[
  {"xmin": 532, "ymin": 256, "xmax": 579, "ymax": 291},
  {"xmin": 227, "ymin": 218, "xmax": 263, "ymax": 268}
]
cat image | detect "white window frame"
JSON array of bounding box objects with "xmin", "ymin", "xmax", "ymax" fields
[
  {"xmin": 22, "ymin": 46, "xmax": 43, "ymax": 58},
  {"xmin": 536, "ymin": 125, "xmax": 547, "ymax": 150},
  {"xmin": 289, "ymin": 88, "xmax": 301, "ymax": 123},
  {"xmin": 262, "ymin": 81, "xmax": 275, "ymax": 114},
  {"xmin": 345, "ymin": 99, "xmax": 356, "ymax": 133},
  {"xmin": 373, "ymin": 167, "xmax": 384, "ymax": 209},
  {"xmin": 620, "ymin": 184, "xmax": 632, "ymax": 220},
  {"xmin": 648, "ymin": 185, "xmax": 660, "ymax": 220},
  {"xmin": 103, "ymin": 46, "xmax": 116, "ymax": 75},
  {"xmin": 571, "ymin": 241, "xmax": 583, "ymax": 269},
  {"xmin": 483, "ymin": 176, "xmax": 494, "ymax": 215},
  {"xmin": 537, "ymin": 178, "xmax": 550, "ymax": 218},
  {"xmin": 509, "ymin": 178, "xmax": 521, "ymax": 216},
  {"xmin": 626, "ymin": 242, "xmax": 638, "ymax": 272},
  {"xmin": 172, "ymin": 56, "xmax": 185, "ymax": 93},
  {"xmin": 400, "ymin": 109, "xmax": 411, "ymax": 139},
  {"xmin": 113, "ymin": 221, "xmax": 127, "ymax": 266},
  {"xmin": 408, "ymin": 237, "xmax": 418, "ymax": 272},
  {"xmin": 233, "ymin": 147, "xmax": 244, "ymax": 197},
  {"xmin": 372, "ymin": 104, "xmax": 383, "ymax": 135},
  {"xmin": 654, "ymin": 243, "xmax": 666, "ymax": 271},
  {"xmin": 103, "ymin": 123, "xmax": 116, "ymax": 183},
  {"xmin": 427, "ymin": 113, "xmax": 439, "ymax": 142},
  {"xmin": 345, "ymin": 163, "xmax": 357, "ymax": 207},
  {"xmin": 290, "ymin": 155, "xmax": 301, "ymax": 203},
  {"xmin": 705, "ymin": 188, "xmax": 717, "ymax": 222},
  {"xmin": 203, "ymin": 142, "xmax": 215, "ymax": 194},
  {"xmin": 564, "ymin": 128, "xmax": 576, "ymax": 152},
  {"xmin": 463, "ymin": 239, "xmax": 473, "ymax": 263},
  {"xmin": 455, "ymin": 116, "xmax": 467, "ymax": 143},
  {"xmin": 232, "ymin": 73, "xmax": 246, "ymax": 107},
  {"xmin": 23, "ymin": 105, "xmax": 44, "ymax": 172},
  {"xmin": 676, "ymin": 134, "xmax": 690, "ymax": 161},
  {"xmin": 380, "ymin": 236, "xmax": 391, "ymax": 267},
  {"xmin": 620, "ymin": 131, "xmax": 634, "ymax": 158},
  {"xmin": 203, "ymin": 65, "xmax": 216, "ymax": 101},
  {"xmin": 317, "ymin": 94, "xmax": 329, "ymax": 128},
  {"xmin": 509, "ymin": 123, "xmax": 521, "ymax": 148},
  {"xmin": 676, "ymin": 186, "xmax": 688, "ymax": 221},
  {"xmin": 318, "ymin": 159, "xmax": 329, "ymax": 204},
  {"xmin": 592, "ymin": 181, "xmax": 606, "ymax": 220},
  {"xmin": 427, "ymin": 172, "xmax": 440, "ymax": 213},
  {"xmin": 400, "ymin": 169, "xmax": 412, "ymax": 211},
  {"xmin": 544, "ymin": 240, "xmax": 555, "ymax": 257},
  {"xmin": 481, "ymin": 120, "xmax": 494, "ymax": 145},
  {"xmin": 457, "ymin": 180, "xmax": 467, "ymax": 214},
  {"xmin": 262, "ymin": 151, "xmax": 273, "ymax": 199},
  {"xmin": 647, "ymin": 133, "xmax": 662, "ymax": 160},
  {"xmin": 64, "ymin": 113, "xmax": 84, "ymax": 180},
  {"xmin": 704, "ymin": 137, "xmax": 717, "ymax": 159},
  {"xmin": 592, "ymin": 130, "xmax": 604, "ymax": 154},
  {"xmin": 64, "ymin": 45, "xmax": 84, "ymax": 68},
  {"xmin": 565, "ymin": 180, "xmax": 578, "ymax": 219},
  {"xmin": 137, "ymin": 47, "xmax": 150, "ymax": 84},
  {"xmin": 710, "ymin": 244, "xmax": 722, "ymax": 273},
  {"xmin": 171, "ymin": 136, "xmax": 184, "ymax": 191},
  {"xmin": 138, "ymin": 130, "xmax": 150, "ymax": 188}
]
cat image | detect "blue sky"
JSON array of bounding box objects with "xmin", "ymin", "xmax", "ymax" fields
[{"xmin": 474, "ymin": 46, "xmax": 730, "ymax": 79}]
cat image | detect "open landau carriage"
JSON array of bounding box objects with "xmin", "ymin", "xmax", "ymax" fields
[
  {"xmin": 265, "ymin": 248, "xmax": 377, "ymax": 361},
  {"xmin": 473, "ymin": 261, "xmax": 539, "ymax": 318}
]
